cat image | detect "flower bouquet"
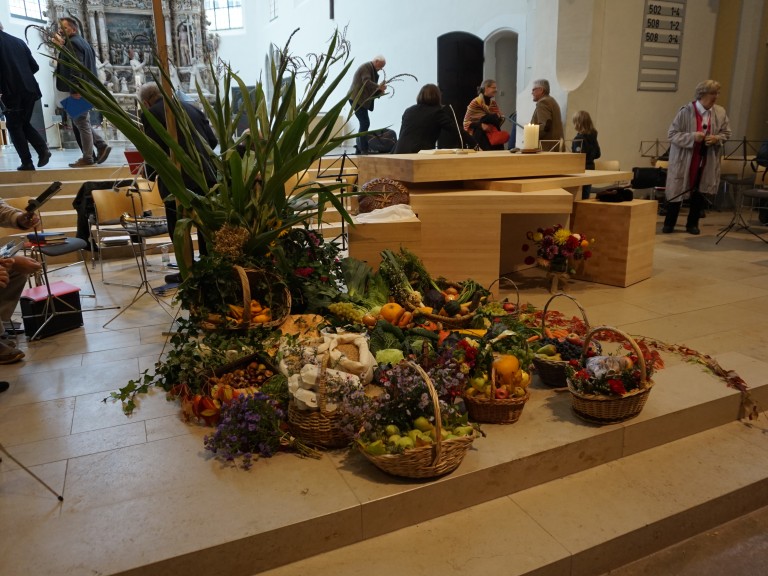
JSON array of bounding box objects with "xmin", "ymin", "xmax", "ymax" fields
[
  {"xmin": 522, "ymin": 224, "xmax": 593, "ymax": 274},
  {"xmin": 565, "ymin": 326, "xmax": 656, "ymax": 423}
]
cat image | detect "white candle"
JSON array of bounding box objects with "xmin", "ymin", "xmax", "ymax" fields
[{"xmin": 523, "ymin": 124, "xmax": 539, "ymax": 150}]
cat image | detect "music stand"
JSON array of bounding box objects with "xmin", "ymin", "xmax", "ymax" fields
[
  {"xmin": 315, "ymin": 152, "xmax": 357, "ymax": 250},
  {"xmin": 102, "ymin": 185, "xmax": 176, "ymax": 328},
  {"xmin": 0, "ymin": 441, "xmax": 63, "ymax": 501}
]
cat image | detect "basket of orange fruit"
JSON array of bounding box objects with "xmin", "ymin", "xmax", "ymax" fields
[
  {"xmin": 463, "ymin": 333, "xmax": 532, "ymax": 424},
  {"xmin": 198, "ymin": 266, "xmax": 292, "ymax": 330}
]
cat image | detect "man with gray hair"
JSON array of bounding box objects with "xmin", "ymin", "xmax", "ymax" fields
[
  {"xmin": 348, "ymin": 55, "xmax": 386, "ymax": 154},
  {"xmin": 530, "ymin": 79, "xmax": 563, "ymax": 142}
]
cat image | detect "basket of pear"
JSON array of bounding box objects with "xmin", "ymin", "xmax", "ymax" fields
[{"xmin": 357, "ymin": 361, "xmax": 478, "ymax": 479}]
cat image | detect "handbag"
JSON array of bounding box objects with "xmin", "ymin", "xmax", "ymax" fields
[{"xmin": 485, "ymin": 125, "xmax": 510, "ymax": 146}]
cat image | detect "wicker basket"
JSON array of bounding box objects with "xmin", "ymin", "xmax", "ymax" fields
[
  {"xmin": 359, "ymin": 361, "xmax": 476, "ymax": 479},
  {"xmin": 567, "ymin": 326, "xmax": 654, "ymax": 424},
  {"xmin": 198, "ymin": 265, "xmax": 291, "ymax": 330},
  {"xmin": 532, "ymin": 292, "xmax": 592, "ymax": 388},
  {"xmin": 464, "ymin": 367, "xmax": 529, "ymax": 424},
  {"xmin": 288, "ymin": 356, "xmax": 350, "ymax": 449},
  {"xmin": 358, "ymin": 178, "xmax": 409, "ymax": 213},
  {"xmin": 406, "ymin": 281, "xmax": 476, "ymax": 329},
  {"xmin": 486, "ymin": 276, "xmax": 521, "ymax": 318}
]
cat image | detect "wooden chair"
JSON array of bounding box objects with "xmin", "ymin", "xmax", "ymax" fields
[{"xmin": 90, "ymin": 188, "xmax": 142, "ymax": 284}]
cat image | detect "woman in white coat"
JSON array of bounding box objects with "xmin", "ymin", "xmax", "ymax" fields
[{"xmin": 663, "ymin": 80, "xmax": 731, "ymax": 235}]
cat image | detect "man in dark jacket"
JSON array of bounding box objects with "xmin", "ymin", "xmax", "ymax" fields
[
  {"xmin": 348, "ymin": 55, "xmax": 386, "ymax": 154},
  {"xmin": 54, "ymin": 17, "xmax": 111, "ymax": 167},
  {"xmin": 0, "ymin": 21, "xmax": 50, "ymax": 170},
  {"xmin": 138, "ymin": 81, "xmax": 218, "ymax": 281}
]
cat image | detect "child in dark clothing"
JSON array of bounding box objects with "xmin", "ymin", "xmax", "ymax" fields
[{"xmin": 572, "ymin": 110, "xmax": 601, "ymax": 199}]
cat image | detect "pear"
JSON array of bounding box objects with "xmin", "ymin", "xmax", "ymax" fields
[
  {"xmin": 388, "ymin": 434, "xmax": 401, "ymax": 445},
  {"xmin": 408, "ymin": 429, "xmax": 421, "ymax": 443},
  {"xmin": 453, "ymin": 426, "xmax": 474, "ymax": 437},
  {"xmin": 415, "ymin": 433, "xmax": 433, "ymax": 446},
  {"xmin": 384, "ymin": 424, "xmax": 400, "ymax": 437},
  {"xmin": 413, "ymin": 416, "xmax": 433, "ymax": 432},
  {"xmin": 364, "ymin": 440, "xmax": 387, "ymax": 456},
  {"xmin": 397, "ymin": 436, "xmax": 415, "ymax": 450}
]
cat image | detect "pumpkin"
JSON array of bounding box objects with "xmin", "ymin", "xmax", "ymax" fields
[{"xmin": 492, "ymin": 355, "xmax": 520, "ymax": 389}]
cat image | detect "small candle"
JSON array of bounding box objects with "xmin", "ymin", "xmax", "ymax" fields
[{"xmin": 523, "ymin": 124, "xmax": 539, "ymax": 150}]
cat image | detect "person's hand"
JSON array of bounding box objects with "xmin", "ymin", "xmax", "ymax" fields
[
  {"xmin": 53, "ymin": 32, "xmax": 65, "ymax": 47},
  {"xmin": 693, "ymin": 131, "xmax": 706, "ymax": 143},
  {"xmin": 377, "ymin": 82, "xmax": 386, "ymax": 92},
  {"xmin": 11, "ymin": 256, "xmax": 42, "ymax": 275},
  {"xmin": 0, "ymin": 266, "xmax": 9, "ymax": 289},
  {"xmin": 16, "ymin": 211, "xmax": 40, "ymax": 230},
  {"xmin": 705, "ymin": 134, "xmax": 719, "ymax": 146},
  {"xmin": 481, "ymin": 123, "xmax": 491, "ymax": 131}
]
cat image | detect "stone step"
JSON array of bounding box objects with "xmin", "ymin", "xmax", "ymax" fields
[
  {"xmin": 4, "ymin": 351, "xmax": 764, "ymax": 575},
  {"xmin": 259, "ymin": 417, "xmax": 768, "ymax": 576},
  {"xmin": 0, "ymin": 164, "xmax": 132, "ymax": 185}
]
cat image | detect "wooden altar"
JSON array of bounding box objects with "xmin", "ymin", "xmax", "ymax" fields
[{"xmin": 351, "ymin": 151, "xmax": 640, "ymax": 291}]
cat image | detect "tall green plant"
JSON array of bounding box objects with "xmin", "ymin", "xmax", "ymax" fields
[{"xmin": 52, "ymin": 29, "xmax": 357, "ymax": 277}]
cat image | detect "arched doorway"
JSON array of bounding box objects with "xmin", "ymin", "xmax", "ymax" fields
[
  {"xmin": 437, "ymin": 32, "xmax": 483, "ymax": 146},
  {"xmin": 437, "ymin": 30, "xmax": 519, "ymax": 147}
]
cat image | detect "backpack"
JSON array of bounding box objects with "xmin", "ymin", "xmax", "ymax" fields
[
  {"xmin": 751, "ymin": 140, "xmax": 768, "ymax": 183},
  {"xmin": 367, "ymin": 129, "xmax": 397, "ymax": 153}
]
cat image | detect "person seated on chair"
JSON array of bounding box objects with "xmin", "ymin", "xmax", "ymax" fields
[
  {"xmin": 394, "ymin": 84, "xmax": 460, "ymax": 153},
  {"xmin": 462, "ymin": 79, "xmax": 505, "ymax": 151},
  {"xmin": 0, "ymin": 198, "xmax": 43, "ymax": 365},
  {"xmin": 137, "ymin": 82, "xmax": 218, "ymax": 284}
]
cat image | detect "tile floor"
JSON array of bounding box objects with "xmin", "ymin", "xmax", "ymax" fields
[{"xmin": 1, "ymin": 145, "xmax": 768, "ymax": 575}]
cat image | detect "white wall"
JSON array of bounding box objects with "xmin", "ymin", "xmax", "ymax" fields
[
  {"xmin": 218, "ymin": 0, "xmax": 729, "ymax": 171},
  {"xmin": 0, "ymin": 4, "xmax": 61, "ymax": 147}
]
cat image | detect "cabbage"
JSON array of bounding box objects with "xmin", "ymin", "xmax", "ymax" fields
[{"xmin": 375, "ymin": 349, "xmax": 405, "ymax": 366}]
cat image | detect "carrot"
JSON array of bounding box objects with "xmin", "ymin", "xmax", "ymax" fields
[
  {"xmin": 438, "ymin": 330, "xmax": 452, "ymax": 346},
  {"xmin": 544, "ymin": 327, "xmax": 553, "ymax": 339},
  {"xmin": 526, "ymin": 334, "xmax": 540, "ymax": 343}
]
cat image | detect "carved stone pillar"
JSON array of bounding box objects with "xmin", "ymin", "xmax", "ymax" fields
[
  {"xmin": 87, "ymin": 10, "xmax": 98, "ymax": 47},
  {"xmin": 98, "ymin": 11, "xmax": 109, "ymax": 62}
]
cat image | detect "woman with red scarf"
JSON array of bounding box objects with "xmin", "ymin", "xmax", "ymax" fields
[{"xmin": 663, "ymin": 80, "xmax": 731, "ymax": 235}]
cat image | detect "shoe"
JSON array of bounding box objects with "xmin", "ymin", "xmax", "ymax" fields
[
  {"xmin": 0, "ymin": 349, "xmax": 24, "ymax": 364},
  {"xmin": 0, "ymin": 382, "xmax": 9, "ymax": 394},
  {"xmin": 686, "ymin": 226, "xmax": 700, "ymax": 235},
  {"xmin": 17, "ymin": 163, "xmax": 35, "ymax": 171},
  {"xmin": 662, "ymin": 226, "xmax": 675, "ymax": 233},
  {"xmin": 164, "ymin": 272, "xmax": 182, "ymax": 284},
  {"xmin": 96, "ymin": 145, "xmax": 112, "ymax": 164},
  {"xmin": 69, "ymin": 158, "xmax": 95, "ymax": 168},
  {"xmin": 38, "ymin": 150, "xmax": 52, "ymax": 167}
]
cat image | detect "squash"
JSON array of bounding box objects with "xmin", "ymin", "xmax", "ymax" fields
[{"xmin": 492, "ymin": 355, "xmax": 520, "ymax": 389}]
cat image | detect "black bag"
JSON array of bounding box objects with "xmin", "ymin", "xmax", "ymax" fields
[
  {"xmin": 631, "ymin": 167, "xmax": 667, "ymax": 189},
  {"xmin": 596, "ymin": 187, "xmax": 634, "ymax": 203},
  {"xmin": 367, "ymin": 129, "xmax": 397, "ymax": 153},
  {"xmin": 751, "ymin": 140, "xmax": 768, "ymax": 183}
]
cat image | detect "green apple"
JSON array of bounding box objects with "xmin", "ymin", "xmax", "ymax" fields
[{"xmin": 384, "ymin": 424, "xmax": 400, "ymax": 437}]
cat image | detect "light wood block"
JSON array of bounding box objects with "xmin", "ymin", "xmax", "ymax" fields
[
  {"xmin": 347, "ymin": 217, "xmax": 422, "ymax": 269},
  {"xmin": 467, "ymin": 170, "xmax": 634, "ymax": 193},
  {"xmin": 410, "ymin": 188, "xmax": 573, "ymax": 290},
  {"xmin": 357, "ymin": 151, "xmax": 585, "ymax": 184},
  {"xmin": 570, "ymin": 199, "xmax": 658, "ymax": 287}
]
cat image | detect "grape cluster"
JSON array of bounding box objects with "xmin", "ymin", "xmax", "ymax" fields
[
  {"xmin": 328, "ymin": 302, "xmax": 365, "ymax": 323},
  {"xmin": 541, "ymin": 338, "xmax": 602, "ymax": 361},
  {"xmin": 210, "ymin": 362, "xmax": 275, "ymax": 389}
]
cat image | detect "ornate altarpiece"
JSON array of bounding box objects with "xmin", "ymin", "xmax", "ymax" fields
[{"xmin": 45, "ymin": 0, "xmax": 217, "ymax": 96}]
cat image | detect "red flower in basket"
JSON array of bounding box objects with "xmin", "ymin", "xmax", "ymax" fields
[{"xmin": 608, "ymin": 379, "xmax": 627, "ymax": 396}]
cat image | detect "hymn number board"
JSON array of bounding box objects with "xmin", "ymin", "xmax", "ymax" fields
[{"xmin": 637, "ymin": 0, "xmax": 686, "ymax": 91}]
